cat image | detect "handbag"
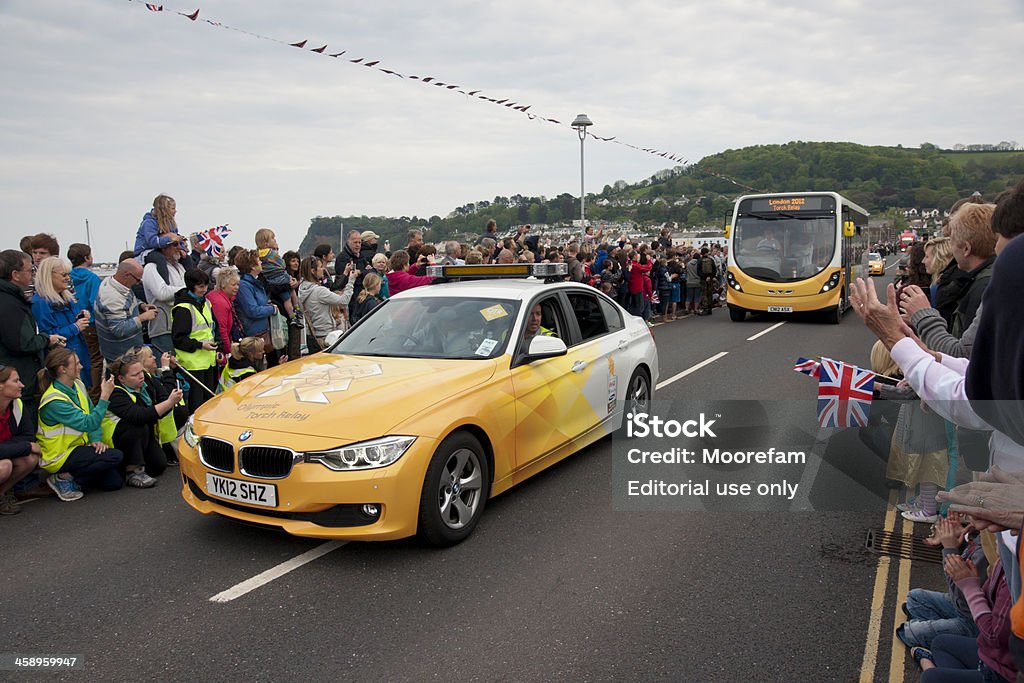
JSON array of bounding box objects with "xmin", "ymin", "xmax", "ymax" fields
[{"xmin": 269, "ymin": 313, "xmax": 288, "ymax": 351}]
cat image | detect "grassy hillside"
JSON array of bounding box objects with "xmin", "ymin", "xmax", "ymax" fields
[{"xmin": 300, "ymin": 142, "xmax": 1024, "ymax": 252}]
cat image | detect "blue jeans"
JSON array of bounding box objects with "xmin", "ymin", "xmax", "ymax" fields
[
  {"xmin": 921, "ymin": 634, "xmax": 1009, "ymax": 683},
  {"xmin": 899, "ymin": 588, "xmax": 978, "ymax": 648}
]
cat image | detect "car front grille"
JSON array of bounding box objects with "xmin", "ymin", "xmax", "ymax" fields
[
  {"xmin": 239, "ymin": 446, "xmax": 296, "ymax": 479},
  {"xmin": 199, "ymin": 437, "xmax": 234, "ymax": 473}
]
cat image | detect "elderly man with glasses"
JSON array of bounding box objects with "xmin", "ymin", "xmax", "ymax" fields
[{"xmin": 93, "ymin": 258, "xmax": 158, "ymax": 363}]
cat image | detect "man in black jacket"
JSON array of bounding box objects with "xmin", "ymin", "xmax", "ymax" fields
[
  {"xmin": 0, "ymin": 250, "xmax": 64, "ymax": 416},
  {"xmin": 333, "ymin": 230, "xmax": 366, "ymax": 293}
]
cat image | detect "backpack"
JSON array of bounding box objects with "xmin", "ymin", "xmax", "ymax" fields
[{"xmin": 700, "ymin": 257, "xmax": 715, "ymax": 277}]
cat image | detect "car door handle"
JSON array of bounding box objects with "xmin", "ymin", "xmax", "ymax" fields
[
  {"xmin": 571, "ymin": 360, "xmax": 587, "ymax": 373},
  {"xmin": 618, "ymin": 339, "xmax": 628, "ymax": 350}
]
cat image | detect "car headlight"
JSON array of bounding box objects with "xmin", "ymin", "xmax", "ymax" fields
[
  {"xmin": 305, "ymin": 436, "xmax": 417, "ymax": 471},
  {"xmin": 818, "ymin": 271, "xmax": 842, "ymax": 293},
  {"xmin": 183, "ymin": 416, "xmax": 199, "ymax": 448}
]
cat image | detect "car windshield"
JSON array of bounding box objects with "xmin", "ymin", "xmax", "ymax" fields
[
  {"xmin": 868, "ymin": 253, "xmax": 882, "ymax": 261},
  {"xmin": 331, "ymin": 296, "xmax": 521, "ymax": 360},
  {"xmin": 733, "ymin": 215, "xmax": 836, "ymax": 283}
]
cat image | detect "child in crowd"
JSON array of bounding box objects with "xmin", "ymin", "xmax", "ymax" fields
[
  {"xmin": 219, "ymin": 337, "xmax": 264, "ymax": 393},
  {"xmin": 255, "ymin": 228, "xmax": 301, "ymax": 327},
  {"xmin": 897, "ymin": 512, "xmax": 987, "ymax": 650},
  {"xmin": 134, "ymin": 194, "xmax": 189, "ymax": 283}
]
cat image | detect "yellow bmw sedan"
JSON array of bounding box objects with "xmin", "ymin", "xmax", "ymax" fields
[{"xmin": 179, "ymin": 264, "xmax": 659, "ymax": 546}]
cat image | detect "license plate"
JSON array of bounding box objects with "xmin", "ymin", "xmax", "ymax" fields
[
  {"xmin": 205, "ymin": 473, "xmax": 278, "ymax": 508},
  {"xmin": 767, "ymin": 306, "xmax": 793, "ymax": 313}
]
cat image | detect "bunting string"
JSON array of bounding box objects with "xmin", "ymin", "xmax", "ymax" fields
[{"xmin": 132, "ymin": 1, "xmax": 764, "ymax": 192}]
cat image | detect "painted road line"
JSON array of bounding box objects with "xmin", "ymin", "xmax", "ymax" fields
[
  {"xmin": 745, "ymin": 321, "xmax": 786, "ymax": 342},
  {"xmin": 888, "ymin": 516, "xmax": 913, "ymax": 683},
  {"xmin": 209, "ymin": 540, "xmax": 347, "ymax": 603},
  {"xmin": 886, "ymin": 260, "xmax": 901, "ymax": 271},
  {"xmin": 655, "ymin": 351, "xmax": 729, "ymax": 390},
  {"xmin": 859, "ymin": 490, "xmax": 898, "ymax": 682}
]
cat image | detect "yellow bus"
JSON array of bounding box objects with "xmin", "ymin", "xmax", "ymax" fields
[{"xmin": 725, "ymin": 192, "xmax": 869, "ymax": 324}]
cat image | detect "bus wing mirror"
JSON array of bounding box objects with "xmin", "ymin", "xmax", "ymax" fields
[
  {"xmin": 724, "ymin": 224, "xmax": 731, "ymax": 239},
  {"xmin": 843, "ymin": 221, "xmax": 855, "ymax": 237}
]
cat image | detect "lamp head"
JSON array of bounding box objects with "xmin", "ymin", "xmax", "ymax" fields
[{"xmin": 571, "ymin": 113, "xmax": 593, "ymax": 129}]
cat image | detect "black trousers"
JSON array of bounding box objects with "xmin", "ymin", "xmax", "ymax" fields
[
  {"xmin": 184, "ymin": 366, "xmax": 219, "ymax": 415},
  {"xmin": 112, "ymin": 422, "xmax": 167, "ymax": 477}
]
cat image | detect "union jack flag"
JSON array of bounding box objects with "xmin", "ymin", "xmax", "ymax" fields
[
  {"xmin": 194, "ymin": 225, "xmax": 231, "ymax": 258},
  {"xmin": 145, "ymin": 3, "xmax": 163, "ymax": 11},
  {"xmin": 816, "ymin": 357, "xmax": 875, "ymax": 428},
  {"xmin": 793, "ymin": 357, "xmax": 820, "ymax": 378}
]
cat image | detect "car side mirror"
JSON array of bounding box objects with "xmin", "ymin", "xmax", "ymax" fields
[
  {"xmin": 524, "ymin": 335, "xmax": 567, "ymax": 361},
  {"xmin": 324, "ymin": 330, "xmax": 344, "ymax": 348}
]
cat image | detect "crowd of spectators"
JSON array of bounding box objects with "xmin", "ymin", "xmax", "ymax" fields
[
  {"xmin": 0, "ymin": 193, "xmax": 729, "ymax": 515},
  {"xmin": 852, "ymin": 177, "xmax": 1024, "ymax": 682}
]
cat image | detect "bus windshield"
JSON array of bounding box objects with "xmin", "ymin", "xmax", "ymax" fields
[{"xmin": 733, "ymin": 215, "xmax": 836, "ymax": 283}]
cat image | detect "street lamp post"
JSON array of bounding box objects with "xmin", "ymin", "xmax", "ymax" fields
[{"xmin": 571, "ymin": 113, "xmax": 592, "ymax": 238}]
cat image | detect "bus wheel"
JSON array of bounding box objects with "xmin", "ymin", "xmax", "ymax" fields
[
  {"xmin": 728, "ymin": 306, "xmax": 746, "ymax": 322},
  {"xmin": 825, "ymin": 304, "xmax": 842, "ymax": 325}
]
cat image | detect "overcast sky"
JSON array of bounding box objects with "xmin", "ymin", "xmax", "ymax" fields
[{"xmin": 2, "ymin": 0, "xmax": 1021, "ymax": 261}]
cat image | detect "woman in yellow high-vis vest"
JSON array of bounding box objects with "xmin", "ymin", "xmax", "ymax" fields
[
  {"xmin": 171, "ymin": 269, "xmax": 219, "ymax": 415},
  {"xmin": 35, "ymin": 347, "xmax": 122, "ymax": 500}
]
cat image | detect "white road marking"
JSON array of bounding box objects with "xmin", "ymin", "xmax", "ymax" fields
[
  {"xmin": 209, "ymin": 540, "xmax": 347, "ymax": 603},
  {"xmin": 656, "ymin": 351, "xmax": 728, "ymax": 390},
  {"xmin": 745, "ymin": 321, "xmax": 786, "ymax": 341},
  {"xmin": 885, "ymin": 260, "xmax": 901, "ymax": 271}
]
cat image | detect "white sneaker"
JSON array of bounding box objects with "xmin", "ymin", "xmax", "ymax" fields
[
  {"xmin": 901, "ymin": 509, "xmax": 938, "ymax": 524},
  {"xmin": 895, "ymin": 497, "xmax": 919, "ymax": 513}
]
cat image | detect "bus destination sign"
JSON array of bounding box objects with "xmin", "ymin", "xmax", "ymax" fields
[{"xmin": 743, "ymin": 196, "xmax": 835, "ymax": 213}]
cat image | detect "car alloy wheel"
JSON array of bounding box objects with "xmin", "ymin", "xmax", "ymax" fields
[
  {"xmin": 419, "ymin": 432, "xmax": 489, "ymax": 547},
  {"xmin": 628, "ymin": 368, "xmax": 651, "ymax": 416}
]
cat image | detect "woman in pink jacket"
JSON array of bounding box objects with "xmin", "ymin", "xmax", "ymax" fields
[
  {"xmin": 205, "ymin": 267, "xmax": 242, "ymax": 362},
  {"xmin": 385, "ymin": 250, "xmax": 434, "ymax": 296}
]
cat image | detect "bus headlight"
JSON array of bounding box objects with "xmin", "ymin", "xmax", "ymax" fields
[
  {"xmin": 818, "ymin": 271, "xmax": 842, "ymax": 293},
  {"xmin": 305, "ymin": 436, "xmax": 417, "ymax": 471},
  {"xmin": 725, "ymin": 271, "xmax": 743, "ymax": 292}
]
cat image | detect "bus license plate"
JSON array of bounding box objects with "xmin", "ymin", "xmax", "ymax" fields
[
  {"xmin": 767, "ymin": 306, "xmax": 793, "ymax": 313},
  {"xmin": 205, "ymin": 473, "xmax": 277, "ymax": 508}
]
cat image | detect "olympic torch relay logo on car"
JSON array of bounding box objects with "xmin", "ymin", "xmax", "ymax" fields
[{"xmin": 257, "ymin": 361, "xmax": 383, "ymax": 404}]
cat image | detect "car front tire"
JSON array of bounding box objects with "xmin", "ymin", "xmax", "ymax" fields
[{"xmin": 417, "ymin": 432, "xmax": 489, "ymax": 547}]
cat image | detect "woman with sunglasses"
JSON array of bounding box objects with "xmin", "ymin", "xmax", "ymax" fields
[{"xmin": 101, "ymin": 353, "xmax": 183, "ymax": 487}]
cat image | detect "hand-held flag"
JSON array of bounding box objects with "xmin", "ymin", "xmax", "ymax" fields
[
  {"xmin": 194, "ymin": 225, "xmax": 231, "ymax": 259},
  {"xmin": 816, "ymin": 357, "xmax": 875, "ymax": 428}
]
